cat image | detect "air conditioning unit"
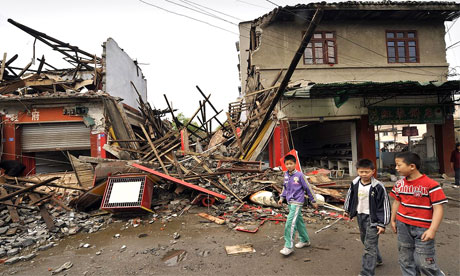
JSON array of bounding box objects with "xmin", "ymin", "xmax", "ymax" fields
[{"xmin": 101, "ymin": 174, "xmax": 154, "ymax": 213}]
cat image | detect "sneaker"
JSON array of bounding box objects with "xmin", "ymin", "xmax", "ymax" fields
[
  {"xmin": 279, "ymin": 247, "xmax": 294, "ymax": 256},
  {"xmin": 377, "ymin": 260, "xmax": 383, "ymax": 266},
  {"xmin": 295, "ymin": 241, "xmax": 311, "ymax": 248}
]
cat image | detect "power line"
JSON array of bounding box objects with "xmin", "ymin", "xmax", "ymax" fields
[
  {"xmin": 138, "ymin": 0, "xmax": 238, "ymax": 35},
  {"xmin": 140, "ymin": 0, "xmax": 443, "ymax": 78},
  {"xmin": 138, "ymin": 0, "xmax": 308, "ymax": 56},
  {"xmin": 446, "ymin": 18, "xmax": 458, "ymax": 33},
  {"xmin": 236, "ymin": 0, "xmax": 271, "ymax": 10},
  {"xmin": 181, "ymin": 0, "xmax": 244, "ymax": 21},
  {"xmin": 447, "ymin": 40, "xmax": 460, "ymax": 50},
  {"xmin": 161, "ymin": 0, "xmax": 303, "ymax": 54},
  {"xmin": 177, "ymin": 0, "xmax": 442, "ymax": 77}
]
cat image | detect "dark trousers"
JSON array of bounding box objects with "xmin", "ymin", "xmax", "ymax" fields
[
  {"xmin": 455, "ymin": 168, "xmax": 460, "ymax": 186},
  {"xmin": 357, "ymin": 214, "xmax": 382, "ymax": 276}
]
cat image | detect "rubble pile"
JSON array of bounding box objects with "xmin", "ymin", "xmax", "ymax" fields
[
  {"xmin": 0, "ymin": 192, "xmax": 112, "ymax": 263},
  {"xmin": 0, "ymin": 18, "xmax": 350, "ymax": 267}
]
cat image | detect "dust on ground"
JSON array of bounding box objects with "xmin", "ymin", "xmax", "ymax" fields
[{"xmin": 1, "ymin": 184, "xmax": 459, "ymax": 276}]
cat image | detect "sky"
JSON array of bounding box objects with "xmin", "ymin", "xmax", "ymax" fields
[{"xmin": 1, "ymin": 0, "xmax": 459, "ymax": 124}]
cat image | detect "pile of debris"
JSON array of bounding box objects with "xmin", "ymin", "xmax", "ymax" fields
[
  {"xmin": 0, "ymin": 175, "xmax": 113, "ymax": 264},
  {"xmin": 0, "ymin": 12, "xmax": 350, "ymax": 266}
]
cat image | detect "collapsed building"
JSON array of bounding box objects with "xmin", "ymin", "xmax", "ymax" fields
[{"xmin": 0, "ymin": 19, "xmax": 147, "ymax": 175}]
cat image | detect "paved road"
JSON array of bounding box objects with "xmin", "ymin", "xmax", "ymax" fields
[{"xmin": 1, "ymin": 184, "xmax": 459, "ymax": 276}]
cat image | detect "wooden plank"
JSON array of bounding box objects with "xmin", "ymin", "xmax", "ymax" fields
[
  {"xmin": 172, "ymin": 154, "xmax": 184, "ymax": 180},
  {"xmin": 140, "ymin": 124, "xmax": 169, "ymax": 175},
  {"xmin": 197, "ymin": 212, "xmax": 225, "ymax": 225},
  {"xmin": 0, "ymin": 187, "xmax": 21, "ymax": 223},
  {"xmin": 67, "ymin": 153, "xmax": 94, "ymax": 188},
  {"xmin": 28, "ymin": 193, "xmax": 55, "ymax": 230},
  {"xmin": 0, "ymin": 177, "xmax": 60, "ymax": 202},
  {"xmin": 51, "ymin": 197, "xmax": 72, "ymax": 211},
  {"xmin": 0, "ymin": 53, "xmax": 6, "ymax": 81},
  {"xmin": 225, "ymin": 244, "xmax": 255, "ymax": 255},
  {"xmin": 191, "ymin": 156, "xmax": 243, "ymax": 203},
  {"xmin": 131, "ymin": 163, "xmax": 226, "ymax": 199},
  {"xmin": 103, "ymin": 98, "xmax": 139, "ymax": 154},
  {"xmin": 29, "ymin": 193, "xmax": 53, "ymax": 206},
  {"xmin": 226, "ymin": 112, "xmax": 243, "ymax": 155}
]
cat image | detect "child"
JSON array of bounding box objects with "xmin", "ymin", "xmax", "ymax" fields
[
  {"xmin": 391, "ymin": 152, "xmax": 447, "ymax": 275},
  {"xmin": 277, "ymin": 154, "xmax": 318, "ymax": 256},
  {"xmin": 344, "ymin": 159, "xmax": 391, "ymax": 276}
]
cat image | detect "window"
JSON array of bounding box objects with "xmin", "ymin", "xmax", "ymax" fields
[
  {"xmin": 386, "ymin": 31, "xmax": 418, "ymax": 63},
  {"xmin": 304, "ymin": 31, "xmax": 337, "ymax": 64}
]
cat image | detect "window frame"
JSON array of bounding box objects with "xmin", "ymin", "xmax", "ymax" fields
[
  {"xmin": 303, "ymin": 31, "xmax": 338, "ymax": 65},
  {"xmin": 385, "ymin": 30, "xmax": 419, "ymax": 64}
]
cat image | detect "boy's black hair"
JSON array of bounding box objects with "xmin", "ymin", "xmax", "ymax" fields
[
  {"xmin": 395, "ymin": 151, "xmax": 421, "ymax": 170},
  {"xmin": 356, "ymin": 159, "xmax": 375, "ymax": 170},
  {"xmin": 284, "ymin": 154, "xmax": 297, "ymax": 163},
  {"xmin": 456, "ymin": 142, "xmax": 460, "ymax": 148}
]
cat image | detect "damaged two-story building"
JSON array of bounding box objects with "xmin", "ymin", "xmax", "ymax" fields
[
  {"xmin": 237, "ymin": 1, "xmax": 460, "ymax": 175},
  {"xmin": 0, "ymin": 19, "xmax": 148, "ymax": 175}
]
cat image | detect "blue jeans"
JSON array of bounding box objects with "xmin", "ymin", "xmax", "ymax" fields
[
  {"xmin": 357, "ymin": 214, "xmax": 382, "ymax": 276},
  {"xmin": 397, "ymin": 221, "xmax": 445, "ymax": 276}
]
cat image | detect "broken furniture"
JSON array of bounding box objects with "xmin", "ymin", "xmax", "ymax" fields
[{"xmin": 101, "ymin": 174, "xmax": 154, "ymax": 213}]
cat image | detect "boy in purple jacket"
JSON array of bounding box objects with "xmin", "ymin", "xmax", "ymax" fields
[{"xmin": 278, "ymin": 154, "xmax": 318, "ymax": 256}]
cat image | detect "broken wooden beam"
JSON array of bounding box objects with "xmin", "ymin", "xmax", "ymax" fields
[
  {"xmin": 28, "ymin": 193, "xmax": 56, "ymax": 231},
  {"xmin": 131, "ymin": 163, "xmax": 226, "ymax": 200},
  {"xmin": 198, "ymin": 212, "xmax": 225, "ymax": 225},
  {"xmin": 0, "ymin": 177, "xmax": 60, "ymax": 202},
  {"xmin": 0, "ymin": 187, "xmax": 22, "ymax": 223}
]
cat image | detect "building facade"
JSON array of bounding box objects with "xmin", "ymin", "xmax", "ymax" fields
[{"xmin": 237, "ymin": 1, "xmax": 460, "ymax": 175}]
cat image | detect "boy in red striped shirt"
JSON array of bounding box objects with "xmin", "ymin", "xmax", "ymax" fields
[{"xmin": 390, "ymin": 152, "xmax": 447, "ymax": 276}]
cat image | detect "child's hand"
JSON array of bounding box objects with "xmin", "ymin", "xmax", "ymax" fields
[
  {"xmin": 311, "ymin": 202, "xmax": 318, "ymax": 209},
  {"xmin": 377, "ymin": 226, "xmax": 385, "ymax": 235},
  {"xmin": 277, "ymin": 199, "xmax": 283, "ymax": 206},
  {"xmin": 391, "ymin": 220, "xmax": 397, "ymax": 233},
  {"xmin": 421, "ymin": 228, "xmax": 436, "ymax": 241}
]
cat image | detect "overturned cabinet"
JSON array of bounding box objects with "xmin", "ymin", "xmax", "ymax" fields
[{"xmin": 101, "ymin": 174, "xmax": 155, "ymax": 213}]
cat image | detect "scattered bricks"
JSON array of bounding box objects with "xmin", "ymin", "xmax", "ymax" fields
[
  {"xmin": 21, "ymin": 238, "xmax": 35, "ymax": 248},
  {"xmin": 6, "ymin": 248, "xmax": 19, "ymax": 257},
  {"xmin": 38, "ymin": 243, "xmax": 54, "ymax": 251},
  {"xmin": 19, "ymin": 253, "xmax": 36, "ymax": 261},
  {"xmin": 4, "ymin": 256, "xmax": 20, "ymax": 265},
  {"xmin": 6, "ymin": 228, "xmax": 17, "ymax": 236},
  {"xmin": 68, "ymin": 227, "xmax": 81, "ymax": 235},
  {"xmin": 0, "ymin": 226, "xmax": 8, "ymax": 235}
]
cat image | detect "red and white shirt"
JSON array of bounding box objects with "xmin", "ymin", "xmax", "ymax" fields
[{"xmin": 390, "ymin": 175, "xmax": 448, "ymax": 228}]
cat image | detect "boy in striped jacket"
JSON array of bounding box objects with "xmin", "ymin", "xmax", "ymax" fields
[
  {"xmin": 344, "ymin": 159, "xmax": 391, "ymax": 276},
  {"xmin": 391, "ymin": 152, "xmax": 447, "ymax": 276}
]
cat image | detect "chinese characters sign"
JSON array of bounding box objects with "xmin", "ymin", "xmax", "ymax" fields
[{"xmin": 368, "ymin": 105, "xmax": 444, "ymax": 125}]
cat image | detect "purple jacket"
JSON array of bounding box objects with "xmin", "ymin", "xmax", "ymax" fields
[{"xmin": 281, "ymin": 170, "xmax": 315, "ymax": 204}]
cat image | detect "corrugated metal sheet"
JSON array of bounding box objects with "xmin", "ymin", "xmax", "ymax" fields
[{"xmin": 22, "ymin": 122, "xmax": 90, "ymax": 152}]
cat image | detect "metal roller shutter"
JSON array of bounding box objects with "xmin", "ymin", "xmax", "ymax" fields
[{"xmin": 21, "ymin": 122, "xmax": 90, "ymax": 152}]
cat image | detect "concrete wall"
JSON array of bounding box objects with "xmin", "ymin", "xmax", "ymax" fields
[
  {"xmin": 243, "ymin": 18, "xmax": 448, "ymax": 90},
  {"xmin": 238, "ymin": 22, "xmax": 251, "ymax": 95},
  {"xmin": 0, "ymin": 101, "xmax": 105, "ymax": 134},
  {"xmin": 103, "ymin": 38, "xmax": 147, "ymax": 109},
  {"xmin": 280, "ymin": 96, "xmax": 439, "ymax": 121}
]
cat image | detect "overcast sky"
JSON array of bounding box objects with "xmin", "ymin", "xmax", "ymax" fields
[{"xmin": 1, "ymin": 0, "xmax": 459, "ymax": 124}]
